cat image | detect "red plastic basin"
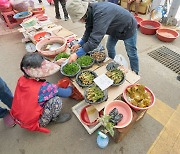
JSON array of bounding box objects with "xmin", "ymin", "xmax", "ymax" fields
[
  {"xmin": 32, "ymin": 8, "xmax": 45, "ymax": 15},
  {"xmin": 34, "ymin": 31, "xmax": 51, "ymax": 42},
  {"xmin": 80, "ymin": 105, "xmax": 103, "ymax": 126},
  {"xmin": 140, "ymin": 20, "xmax": 161, "ymax": 35},
  {"xmin": 156, "ymin": 28, "xmax": 179, "ymax": 42},
  {"xmin": 134, "ymin": 16, "xmax": 143, "ymax": 26}
]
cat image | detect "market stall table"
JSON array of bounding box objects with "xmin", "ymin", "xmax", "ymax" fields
[{"xmin": 72, "ymin": 61, "xmax": 141, "ymax": 138}]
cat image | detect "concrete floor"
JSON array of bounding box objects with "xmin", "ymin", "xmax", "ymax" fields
[{"xmin": 0, "ymin": 1, "xmax": 180, "ymax": 154}]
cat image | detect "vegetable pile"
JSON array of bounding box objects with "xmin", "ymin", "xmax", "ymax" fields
[
  {"xmin": 109, "ymin": 108, "xmax": 123, "ymax": 125},
  {"xmin": 86, "ymin": 85, "xmax": 105, "ymax": 103},
  {"xmin": 106, "ymin": 69, "xmax": 124, "ymax": 84},
  {"xmin": 62, "ymin": 63, "xmax": 80, "ymax": 76},
  {"xmin": 76, "ymin": 55, "xmax": 94, "ymax": 67},
  {"xmin": 55, "ymin": 52, "xmax": 70, "ymax": 60},
  {"xmin": 126, "ymin": 85, "xmax": 151, "ymax": 108},
  {"xmin": 91, "ymin": 51, "xmax": 106, "ymax": 62},
  {"xmin": 78, "ymin": 71, "xmax": 96, "ymax": 86}
]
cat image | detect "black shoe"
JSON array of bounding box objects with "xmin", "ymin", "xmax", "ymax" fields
[
  {"xmin": 177, "ymin": 75, "xmax": 180, "ymax": 81},
  {"xmin": 55, "ymin": 16, "xmax": 61, "ymax": 19},
  {"xmin": 65, "ymin": 16, "xmax": 69, "ymax": 21},
  {"xmin": 53, "ymin": 113, "xmax": 72, "ymax": 123}
]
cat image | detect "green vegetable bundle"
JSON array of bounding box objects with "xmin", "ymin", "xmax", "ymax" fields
[
  {"xmin": 126, "ymin": 85, "xmax": 151, "ymax": 108},
  {"xmin": 62, "ymin": 63, "xmax": 80, "ymax": 76},
  {"xmin": 76, "ymin": 55, "xmax": 94, "ymax": 68},
  {"xmin": 106, "ymin": 69, "xmax": 124, "ymax": 85},
  {"xmin": 55, "ymin": 52, "xmax": 70, "ymax": 61},
  {"xmin": 86, "ymin": 85, "xmax": 105, "ymax": 103},
  {"xmin": 78, "ymin": 72, "xmax": 96, "ymax": 85}
]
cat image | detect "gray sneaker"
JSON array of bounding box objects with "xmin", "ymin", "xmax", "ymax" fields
[{"xmin": 53, "ymin": 113, "xmax": 72, "ymax": 123}]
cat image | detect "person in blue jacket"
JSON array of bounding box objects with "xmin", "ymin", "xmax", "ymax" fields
[
  {"xmin": 66, "ymin": 0, "xmax": 139, "ymax": 74},
  {"xmin": 0, "ymin": 77, "xmax": 15, "ymax": 127}
]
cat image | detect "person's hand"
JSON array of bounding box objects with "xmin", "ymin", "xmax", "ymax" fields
[
  {"xmin": 128, "ymin": 0, "xmax": 134, "ymax": 2},
  {"xmin": 68, "ymin": 53, "xmax": 78, "ymax": 63},
  {"xmin": 71, "ymin": 44, "xmax": 81, "ymax": 53},
  {"xmin": 55, "ymin": 58, "xmax": 67, "ymax": 65},
  {"xmin": 68, "ymin": 81, "xmax": 73, "ymax": 87}
]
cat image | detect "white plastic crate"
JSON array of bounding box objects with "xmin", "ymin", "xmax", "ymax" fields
[{"xmin": 72, "ymin": 100, "xmax": 102, "ymax": 135}]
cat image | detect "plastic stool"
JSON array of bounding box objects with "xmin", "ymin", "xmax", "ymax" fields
[{"xmin": 1, "ymin": 10, "xmax": 21, "ymax": 29}]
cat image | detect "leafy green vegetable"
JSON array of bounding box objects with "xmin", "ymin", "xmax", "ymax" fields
[
  {"xmin": 62, "ymin": 63, "xmax": 80, "ymax": 75},
  {"xmin": 76, "ymin": 55, "xmax": 93, "ymax": 67},
  {"xmin": 106, "ymin": 69, "xmax": 124, "ymax": 84},
  {"xmin": 126, "ymin": 85, "xmax": 151, "ymax": 108},
  {"xmin": 55, "ymin": 52, "xmax": 70, "ymax": 60},
  {"xmin": 86, "ymin": 85, "xmax": 104, "ymax": 103},
  {"xmin": 99, "ymin": 115, "xmax": 114, "ymax": 137},
  {"xmin": 78, "ymin": 71, "xmax": 96, "ymax": 85}
]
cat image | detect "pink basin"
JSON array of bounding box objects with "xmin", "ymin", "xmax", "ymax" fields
[
  {"xmin": 123, "ymin": 84, "xmax": 156, "ymax": 110},
  {"xmin": 104, "ymin": 100, "xmax": 133, "ymax": 128},
  {"xmin": 36, "ymin": 36, "xmax": 67, "ymax": 58}
]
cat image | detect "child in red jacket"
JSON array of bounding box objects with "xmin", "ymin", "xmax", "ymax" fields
[{"xmin": 11, "ymin": 52, "xmax": 72, "ymax": 133}]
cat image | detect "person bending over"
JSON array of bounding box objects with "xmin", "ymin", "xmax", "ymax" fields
[
  {"xmin": 66, "ymin": 0, "xmax": 139, "ymax": 74},
  {"xmin": 0, "ymin": 77, "xmax": 15, "ymax": 127}
]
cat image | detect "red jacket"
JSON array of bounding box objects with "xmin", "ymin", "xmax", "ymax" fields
[{"xmin": 11, "ymin": 76, "xmax": 50, "ymax": 133}]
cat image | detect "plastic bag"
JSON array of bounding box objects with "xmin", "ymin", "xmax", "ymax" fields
[
  {"xmin": 10, "ymin": 0, "xmax": 34, "ymax": 12},
  {"xmin": 150, "ymin": 6, "xmax": 163, "ymax": 22},
  {"xmin": 0, "ymin": 0, "xmax": 9, "ymax": 5},
  {"xmin": 114, "ymin": 54, "xmax": 128, "ymax": 68},
  {"xmin": 57, "ymin": 77, "xmax": 84, "ymax": 101}
]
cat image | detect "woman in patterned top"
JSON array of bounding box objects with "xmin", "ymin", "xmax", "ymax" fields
[{"xmin": 11, "ymin": 52, "xmax": 72, "ymax": 133}]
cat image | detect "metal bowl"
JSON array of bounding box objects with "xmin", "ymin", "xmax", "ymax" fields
[
  {"xmin": 84, "ymin": 85, "xmax": 108, "ymax": 104},
  {"xmin": 60, "ymin": 62, "xmax": 81, "ymax": 78},
  {"xmin": 90, "ymin": 51, "xmax": 106, "ymax": 63},
  {"xmin": 106, "ymin": 69, "xmax": 125, "ymax": 86},
  {"xmin": 76, "ymin": 70, "xmax": 98, "ymax": 88},
  {"xmin": 76, "ymin": 55, "xmax": 95, "ymax": 69}
]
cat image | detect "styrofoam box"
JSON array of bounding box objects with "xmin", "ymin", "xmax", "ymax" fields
[{"xmin": 72, "ymin": 100, "xmax": 102, "ymax": 135}]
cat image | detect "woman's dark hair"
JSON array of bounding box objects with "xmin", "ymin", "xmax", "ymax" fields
[
  {"xmin": 20, "ymin": 52, "xmax": 44, "ymax": 78},
  {"xmin": 82, "ymin": 4, "xmax": 91, "ymax": 22}
]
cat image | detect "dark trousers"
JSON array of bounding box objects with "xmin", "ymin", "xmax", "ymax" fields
[
  {"xmin": 0, "ymin": 77, "xmax": 13, "ymax": 118},
  {"xmin": 54, "ymin": 0, "xmax": 68, "ymax": 18}
]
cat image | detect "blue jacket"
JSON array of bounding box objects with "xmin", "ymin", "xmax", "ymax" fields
[{"xmin": 78, "ymin": 2, "xmax": 137, "ymax": 55}]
